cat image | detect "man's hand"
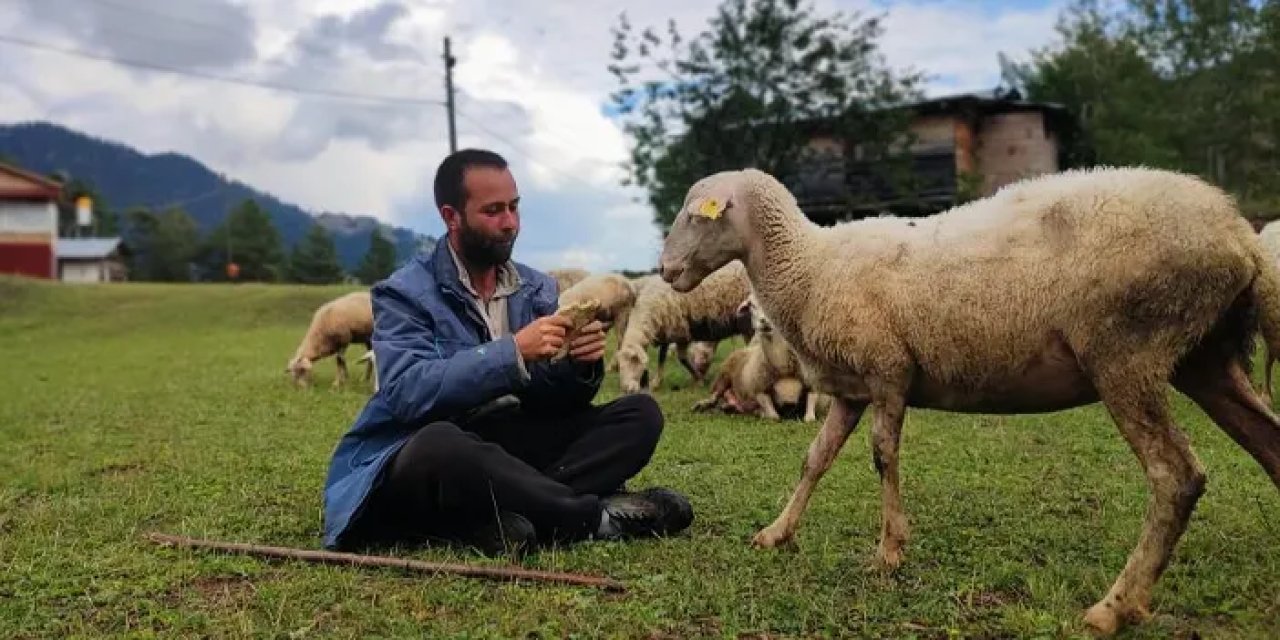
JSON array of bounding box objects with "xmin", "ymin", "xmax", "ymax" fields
[
  {"xmin": 514, "ymin": 315, "xmax": 574, "ymax": 362},
  {"xmin": 566, "ymin": 320, "xmax": 606, "ymax": 363}
]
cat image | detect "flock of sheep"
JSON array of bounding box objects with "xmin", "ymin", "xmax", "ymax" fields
[
  {"xmin": 281, "ymin": 165, "xmax": 1280, "ymax": 636},
  {"xmin": 281, "ymin": 251, "xmax": 825, "ymax": 425}
]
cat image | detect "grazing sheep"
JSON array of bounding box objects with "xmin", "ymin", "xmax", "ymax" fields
[
  {"xmin": 547, "ymin": 267, "xmax": 591, "ymax": 293},
  {"xmin": 616, "ymin": 260, "xmax": 753, "ymax": 393},
  {"xmin": 1257, "ymin": 219, "xmax": 1280, "ymax": 404},
  {"xmin": 607, "ymin": 275, "xmax": 729, "ymax": 378},
  {"xmin": 286, "ymin": 291, "xmax": 375, "ymax": 389},
  {"xmin": 658, "ymin": 166, "xmax": 1280, "ymax": 636}
]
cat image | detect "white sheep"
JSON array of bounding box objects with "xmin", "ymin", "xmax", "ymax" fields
[
  {"xmin": 658, "ymin": 166, "xmax": 1280, "ymax": 636},
  {"xmin": 693, "ymin": 295, "xmax": 828, "ymax": 421},
  {"xmin": 286, "ymin": 291, "xmax": 376, "ymax": 389},
  {"xmin": 1257, "ymin": 219, "xmax": 1280, "ymax": 404},
  {"xmin": 615, "ymin": 260, "xmax": 753, "ymax": 393}
]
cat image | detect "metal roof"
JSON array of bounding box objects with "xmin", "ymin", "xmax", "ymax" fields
[{"xmin": 56, "ymin": 237, "xmax": 123, "ymax": 260}]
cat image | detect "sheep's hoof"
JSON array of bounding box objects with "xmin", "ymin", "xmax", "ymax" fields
[
  {"xmin": 1083, "ymin": 597, "xmax": 1150, "ymax": 637},
  {"xmin": 751, "ymin": 526, "xmax": 793, "ymax": 549},
  {"xmin": 873, "ymin": 543, "xmax": 904, "ymax": 572}
]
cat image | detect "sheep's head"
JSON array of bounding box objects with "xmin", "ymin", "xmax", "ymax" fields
[
  {"xmin": 286, "ymin": 356, "xmax": 313, "ymax": 387},
  {"xmin": 616, "ymin": 344, "xmax": 650, "ymax": 394},
  {"xmin": 660, "ymin": 170, "xmax": 749, "ymax": 292},
  {"xmin": 688, "ymin": 341, "xmax": 716, "ymax": 380},
  {"xmin": 745, "ymin": 294, "xmax": 775, "ymax": 335}
]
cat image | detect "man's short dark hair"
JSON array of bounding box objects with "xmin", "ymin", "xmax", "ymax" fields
[{"xmin": 433, "ymin": 148, "xmax": 508, "ymax": 213}]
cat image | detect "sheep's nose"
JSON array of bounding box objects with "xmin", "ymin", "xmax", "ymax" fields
[{"xmin": 660, "ymin": 262, "xmax": 683, "ymax": 283}]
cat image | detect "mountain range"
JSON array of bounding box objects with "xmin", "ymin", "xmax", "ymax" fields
[{"xmin": 0, "ymin": 122, "xmax": 435, "ymax": 271}]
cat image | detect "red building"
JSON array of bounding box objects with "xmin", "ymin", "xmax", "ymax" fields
[{"xmin": 0, "ymin": 161, "xmax": 60, "ymax": 279}]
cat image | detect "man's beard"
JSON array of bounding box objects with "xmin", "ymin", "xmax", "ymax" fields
[{"xmin": 458, "ymin": 219, "xmax": 516, "ymax": 267}]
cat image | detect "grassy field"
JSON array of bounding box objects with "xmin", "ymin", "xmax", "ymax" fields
[{"xmin": 0, "ymin": 276, "xmax": 1277, "ymax": 639}]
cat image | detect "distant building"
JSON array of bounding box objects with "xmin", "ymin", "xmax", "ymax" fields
[
  {"xmin": 56, "ymin": 237, "xmax": 129, "ymax": 283},
  {"xmin": 788, "ymin": 88, "xmax": 1077, "ymax": 223},
  {"xmin": 0, "ymin": 161, "xmax": 60, "ymax": 279}
]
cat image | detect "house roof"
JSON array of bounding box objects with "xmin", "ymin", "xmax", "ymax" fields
[
  {"xmin": 56, "ymin": 237, "xmax": 124, "ymax": 260},
  {"xmin": 902, "ymin": 87, "xmax": 1070, "ymax": 116},
  {"xmin": 0, "ymin": 161, "xmax": 61, "ymax": 201}
]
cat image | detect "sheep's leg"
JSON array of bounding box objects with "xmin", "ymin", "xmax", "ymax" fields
[
  {"xmin": 871, "ymin": 395, "xmax": 908, "ymax": 570},
  {"xmin": 692, "ymin": 375, "xmax": 730, "ymax": 413},
  {"xmin": 803, "ymin": 391, "xmax": 819, "ymax": 422},
  {"xmin": 652, "ymin": 343, "xmax": 669, "ymax": 390},
  {"xmin": 754, "ymin": 392, "xmax": 780, "ymax": 420},
  {"xmin": 675, "ymin": 342, "xmax": 699, "ymax": 383},
  {"xmin": 333, "ymin": 347, "xmax": 348, "ymax": 389},
  {"xmin": 1082, "ymin": 380, "xmax": 1206, "ymax": 637},
  {"xmin": 1175, "ymin": 359, "xmax": 1280, "ymax": 490},
  {"xmin": 607, "ymin": 309, "xmax": 631, "ymax": 373},
  {"xmin": 753, "ymin": 398, "xmax": 867, "ymax": 548}
]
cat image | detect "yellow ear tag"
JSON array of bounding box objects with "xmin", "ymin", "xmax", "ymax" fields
[{"xmin": 696, "ymin": 197, "xmax": 725, "ymax": 219}]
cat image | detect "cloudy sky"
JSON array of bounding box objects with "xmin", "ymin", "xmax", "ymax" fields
[{"xmin": 0, "ymin": 0, "xmax": 1067, "ymax": 272}]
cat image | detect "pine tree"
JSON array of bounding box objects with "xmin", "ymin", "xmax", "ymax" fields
[{"xmin": 288, "ymin": 223, "xmax": 346, "ymax": 284}]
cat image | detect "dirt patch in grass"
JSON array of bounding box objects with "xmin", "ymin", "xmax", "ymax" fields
[{"xmin": 164, "ymin": 574, "xmax": 261, "ymax": 609}]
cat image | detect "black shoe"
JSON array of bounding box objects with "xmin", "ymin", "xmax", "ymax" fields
[
  {"xmin": 596, "ymin": 487, "xmax": 694, "ymax": 540},
  {"xmin": 458, "ymin": 511, "xmax": 537, "ymax": 558}
]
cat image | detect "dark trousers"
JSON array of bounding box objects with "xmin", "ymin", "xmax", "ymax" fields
[{"xmin": 355, "ymin": 394, "xmax": 664, "ymax": 544}]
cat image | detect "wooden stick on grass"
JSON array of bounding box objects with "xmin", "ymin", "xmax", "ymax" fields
[{"xmin": 144, "ymin": 532, "xmax": 626, "ymax": 592}]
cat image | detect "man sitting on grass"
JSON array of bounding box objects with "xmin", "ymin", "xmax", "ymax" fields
[{"xmin": 321, "ymin": 148, "xmax": 693, "ymax": 557}]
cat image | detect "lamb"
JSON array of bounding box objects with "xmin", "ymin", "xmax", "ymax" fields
[
  {"xmin": 615, "ymin": 260, "xmax": 753, "ymax": 393},
  {"xmin": 286, "ymin": 291, "xmax": 376, "ymax": 389},
  {"xmin": 547, "ymin": 267, "xmax": 591, "ymax": 293},
  {"xmin": 658, "ymin": 166, "xmax": 1280, "ymax": 636},
  {"xmin": 1256, "ymin": 219, "xmax": 1280, "ymax": 404},
  {"xmin": 693, "ymin": 295, "xmax": 829, "ymax": 421}
]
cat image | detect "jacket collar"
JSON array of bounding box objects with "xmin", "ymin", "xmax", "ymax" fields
[{"xmin": 426, "ymin": 235, "xmax": 530, "ymax": 301}]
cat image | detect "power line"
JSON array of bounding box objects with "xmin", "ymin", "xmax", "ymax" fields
[{"xmin": 0, "ymin": 33, "xmax": 449, "ymax": 108}]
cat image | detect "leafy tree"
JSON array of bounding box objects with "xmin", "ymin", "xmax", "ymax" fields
[
  {"xmin": 288, "ymin": 223, "xmax": 346, "ymax": 284},
  {"xmin": 1005, "ymin": 0, "xmax": 1280, "ymax": 215},
  {"xmin": 355, "ymin": 227, "xmax": 398, "ymax": 285},
  {"xmin": 607, "ymin": 0, "xmax": 925, "ymax": 229}
]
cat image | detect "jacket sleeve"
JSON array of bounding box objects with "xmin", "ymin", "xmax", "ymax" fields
[
  {"xmin": 514, "ymin": 285, "xmax": 604, "ymax": 414},
  {"xmin": 371, "ymin": 280, "xmax": 530, "ymax": 426}
]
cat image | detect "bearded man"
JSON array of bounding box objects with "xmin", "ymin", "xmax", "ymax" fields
[{"xmin": 320, "ymin": 149, "xmax": 692, "ymax": 557}]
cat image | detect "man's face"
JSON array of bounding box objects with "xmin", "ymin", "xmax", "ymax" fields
[{"xmin": 449, "ymin": 166, "xmax": 520, "ymax": 267}]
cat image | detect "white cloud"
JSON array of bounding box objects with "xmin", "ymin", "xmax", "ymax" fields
[{"xmin": 0, "ymin": 0, "xmax": 1066, "ymax": 271}]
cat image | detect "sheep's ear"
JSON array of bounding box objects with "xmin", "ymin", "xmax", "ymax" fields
[
  {"xmin": 735, "ymin": 297, "xmax": 751, "ymax": 316},
  {"xmin": 688, "ymin": 187, "xmax": 734, "ymax": 221}
]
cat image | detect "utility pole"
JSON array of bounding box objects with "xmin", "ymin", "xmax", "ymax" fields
[{"xmin": 444, "ymin": 36, "xmax": 457, "ymax": 153}]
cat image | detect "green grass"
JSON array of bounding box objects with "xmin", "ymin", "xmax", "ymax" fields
[{"xmin": 1, "ymin": 276, "xmax": 1277, "ymax": 639}]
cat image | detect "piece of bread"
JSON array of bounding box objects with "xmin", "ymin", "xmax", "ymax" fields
[{"xmin": 551, "ymin": 299, "xmax": 601, "ymax": 361}]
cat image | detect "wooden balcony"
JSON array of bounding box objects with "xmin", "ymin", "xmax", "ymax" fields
[{"xmin": 784, "ymin": 148, "xmax": 959, "ymax": 223}]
